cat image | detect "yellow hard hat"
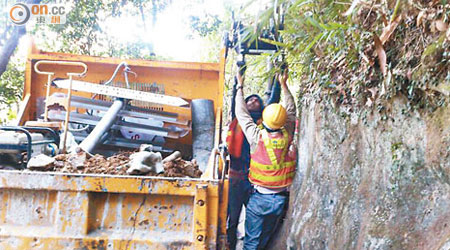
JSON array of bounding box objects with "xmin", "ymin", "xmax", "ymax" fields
[{"xmin": 262, "ymin": 103, "xmax": 287, "ymax": 130}]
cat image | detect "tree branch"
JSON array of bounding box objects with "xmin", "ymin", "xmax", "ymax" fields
[
  {"xmin": 0, "ymin": 25, "xmax": 26, "ymax": 78},
  {"xmin": 0, "ymin": 25, "xmax": 13, "ymax": 46},
  {"xmin": 0, "ymin": 0, "xmax": 42, "ymax": 78}
]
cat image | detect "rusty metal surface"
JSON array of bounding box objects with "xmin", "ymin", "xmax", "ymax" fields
[
  {"xmin": 193, "ymin": 184, "xmax": 208, "ymax": 250},
  {"xmin": 0, "ymin": 170, "xmax": 224, "ymax": 249},
  {"xmin": 9, "ymin": 42, "xmax": 230, "ymax": 250},
  {"xmin": 19, "ymin": 43, "xmax": 225, "ymax": 148}
]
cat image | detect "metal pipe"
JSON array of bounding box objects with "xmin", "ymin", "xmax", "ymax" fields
[
  {"xmin": 0, "ymin": 126, "xmax": 32, "ymax": 169},
  {"xmin": 191, "ymin": 99, "xmax": 215, "ymax": 172},
  {"xmin": 44, "ymin": 74, "xmax": 54, "ymax": 121},
  {"xmin": 79, "ymin": 99, "xmax": 124, "ymax": 154},
  {"xmin": 62, "ymin": 74, "xmax": 73, "ymax": 153},
  {"xmin": 34, "ymin": 60, "xmax": 88, "ymax": 153},
  {"xmin": 263, "ymin": 58, "xmax": 274, "ymax": 103}
]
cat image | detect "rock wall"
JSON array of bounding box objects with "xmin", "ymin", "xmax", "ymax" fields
[{"xmin": 269, "ymin": 96, "xmax": 450, "ymax": 250}]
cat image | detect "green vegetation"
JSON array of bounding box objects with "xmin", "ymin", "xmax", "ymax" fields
[
  {"xmin": 32, "ymin": 0, "xmax": 170, "ymax": 58},
  {"xmin": 238, "ymin": 0, "xmax": 449, "ymax": 111},
  {"xmin": 0, "ymin": 62, "xmax": 23, "ymax": 107}
]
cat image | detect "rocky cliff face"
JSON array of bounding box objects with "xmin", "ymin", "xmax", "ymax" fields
[{"xmin": 269, "ymin": 96, "xmax": 450, "ymax": 250}]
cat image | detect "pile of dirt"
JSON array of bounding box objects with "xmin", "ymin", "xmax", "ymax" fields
[
  {"xmin": 163, "ymin": 158, "xmax": 202, "ymax": 178},
  {"xmin": 34, "ymin": 151, "xmax": 202, "ymax": 178},
  {"xmin": 53, "ymin": 152, "xmax": 132, "ymax": 175}
]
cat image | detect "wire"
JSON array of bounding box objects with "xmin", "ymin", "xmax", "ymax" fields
[
  {"xmin": 81, "ymin": 62, "xmax": 137, "ymax": 127},
  {"xmin": 68, "ymin": 122, "xmax": 90, "ymax": 132},
  {"xmin": 103, "ymin": 62, "xmax": 130, "ymax": 86},
  {"xmin": 92, "ymin": 62, "xmax": 137, "ymax": 99}
]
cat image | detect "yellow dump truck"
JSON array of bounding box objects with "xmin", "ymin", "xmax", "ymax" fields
[{"xmin": 0, "ymin": 42, "xmax": 229, "ymax": 249}]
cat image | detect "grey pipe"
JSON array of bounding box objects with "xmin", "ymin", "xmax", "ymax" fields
[
  {"xmin": 79, "ymin": 99, "xmax": 124, "ymax": 154},
  {"xmin": 264, "ymin": 58, "xmax": 274, "ymax": 103},
  {"xmin": 191, "ymin": 99, "xmax": 215, "ymax": 172}
]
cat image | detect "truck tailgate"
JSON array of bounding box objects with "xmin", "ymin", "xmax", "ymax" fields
[{"xmin": 0, "ymin": 170, "xmax": 226, "ymax": 249}]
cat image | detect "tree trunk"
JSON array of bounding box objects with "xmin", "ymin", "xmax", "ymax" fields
[
  {"xmin": 0, "ymin": 25, "xmax": 25, "ymax": 77},
  {"xmin": 0, "ymin": 0, "xmax": 42, "ymax": 78}
]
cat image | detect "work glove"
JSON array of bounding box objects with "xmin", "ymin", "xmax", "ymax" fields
[
  {"xmin": 236, "ymin": 59, "xmax": 246, "ymax": 76},
  {"xmin": 126, "ymin": 151, "xmax": 164, "ymax": 175}
]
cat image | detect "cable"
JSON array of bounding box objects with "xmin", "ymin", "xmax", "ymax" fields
[
  {"xmin": 68, "ymin": 122, "xmax": 90, "ymax": 132},
  {"xmin": 92, "ymin": 62, "xmax": 137, "ymax": 99},
  {"xmin": 77, "ymin": 62, "xmax": 137, "ymax": 131}
]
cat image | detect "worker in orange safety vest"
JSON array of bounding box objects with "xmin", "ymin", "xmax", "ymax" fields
[
  {"xmin": 235, "ymin": 67, "xmax": 297, "ymax": 249},
  {"xmin": 225, "ymin": 62, "xmax": 281, "ymax": 250}
]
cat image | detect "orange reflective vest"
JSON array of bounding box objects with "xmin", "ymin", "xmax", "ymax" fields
[
  {"xmin": 226, "ymin": 118, "xmax": 262, "ymax": 159},
  {"xmin": 249, "ymin": 127, "xmax": 296, "ymax": 188},
  {"xmin": 226, "ymin": 119, "xmax": 244, "ymax": 158}
]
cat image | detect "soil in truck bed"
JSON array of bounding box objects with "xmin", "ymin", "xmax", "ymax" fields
[{"xmin": 33, "ymin": 152, "xmax": 202, "ymax": 178}]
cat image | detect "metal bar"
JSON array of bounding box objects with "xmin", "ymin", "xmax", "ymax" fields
[
  {"xmin": 0, "ymin": 171, "xmax": 219, "ymax": 195},
  {"xmin": 0, "ymin": 144, "xmax": 29, "ymax": 150},
  {"xmin": 15, "ymin": 93, "xmax": 31, "ymax": 126},
  {"xmin": 34, "ymin": 60, "xmax": 88, "ymax": 76},
  {"xmin": 191, "ymin": 99, "xmax": 215, "ymax": 171},
  {"xmin": 127, "ymin": 105, "xmax": 189, "ymax": 125},
  {"xmin": 103, "ymin": 140, "xmax": 169, "ymax": 152},
  {"xmin": 193, "ymin": 184, "xmax": 208, "ymax": 250},
  {"xmin": 264, "ymin": 58, "xmax": 274, "ymax": 103},
  {"xmin": 30, "ymin": 53, "xmax": 220, "ymax": 72},
  {"xmin": 247, "ymin": 49, "xmax": 277, "ymax": 55},
  {"xmin": 61, "ymin": 75, "xmax": 73, "ymax": 153},
  {"xmin": 44, "ymin": 74, "xmax": 54, "ymax": 121},
  {"xmin": 0, "ymin": 126, "xmax": 32, "ymax": 168},
  {"xmin": 21, "ymin": 126, "xmax": 60, "ymax": 146},
  {"xmin": 103, "ymin": 141, "xmax": 170, "ymax": 152},
  {"xmin": 70, "ymin": 130, "xmax": 161, "ymax": 146},
  {"xmin": 99, "ymin": 131, "xmax": 110, "ymax": 144},
  {"xmin": 66, "ymin": 95, "xmax": 189, "ymax": 125},
  {"xmin": 138, "ymin": 82, "xmax": 142, "ymax": 108},
  {"xmin": 79, "ymin": 99, "xmax": 124, "ymax": 154},
  {"xmin": 213, "ymin": 107, "xmax": 223, "ymax": 180},
  {"xmin": 53, "ymin": 79, "xmax": 189, "ymax": 107},
  {"xmin": 0, "ymin": 140, "xmax": 54, "ymax": 154},
  {"xmin": 34, "ymin": 60, "xmax": 88, "ymax": 122},
  {"xmin": 71, "ymin": 133, "xmax": 171, "ymax": 152},
  {"xmin": 48, "ymin": 111, "xmax": 176, "ymax": 138},
  {"xmin": 108, "ymin": 135, "xmax": 165, "ymax": 147},
  {"xmin": 218, "ymin": 179, "xmax": 229, "ymax": 243}
]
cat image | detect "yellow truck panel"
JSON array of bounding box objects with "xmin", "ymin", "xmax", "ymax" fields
[{"xmin": 0, "ymin": 171, "xmax": 225, "ymax": 249}]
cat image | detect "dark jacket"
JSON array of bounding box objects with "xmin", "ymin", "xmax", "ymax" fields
[{"xmin": 228, "ymin": 79, "xmax": 281, "ymax": 174}]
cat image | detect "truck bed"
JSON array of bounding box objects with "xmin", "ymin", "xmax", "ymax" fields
[{"xmin": 0, "ymin": 170, "xmax": 227, "ymax": 249}]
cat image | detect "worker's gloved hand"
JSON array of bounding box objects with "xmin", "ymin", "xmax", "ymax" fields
[
  {"xmin": 278, "ymin": 65, "xmax": 289, "ymax": 86},
  {"xmin": 288, "ymin": 144, "xmax": 297, "ymax": 161},
  {"xmin": 280, "ymin": 61, "xmax": 288, "ymax": 73},
  {"xmin": 236, "ymin": 60, "xmax": 246, "ymax": 76},
  {"xmin": 126, "ymin": 151, "xmax": 164, "ymax": 175}
]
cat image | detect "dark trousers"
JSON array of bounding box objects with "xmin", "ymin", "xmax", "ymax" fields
[
  {"xmin": 243, "ymin": 191, "xmax": 288, "ymax": 250},
  {"xmin": 227, "ymin": 177, "xmax": 252, "ymax": 250}
]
